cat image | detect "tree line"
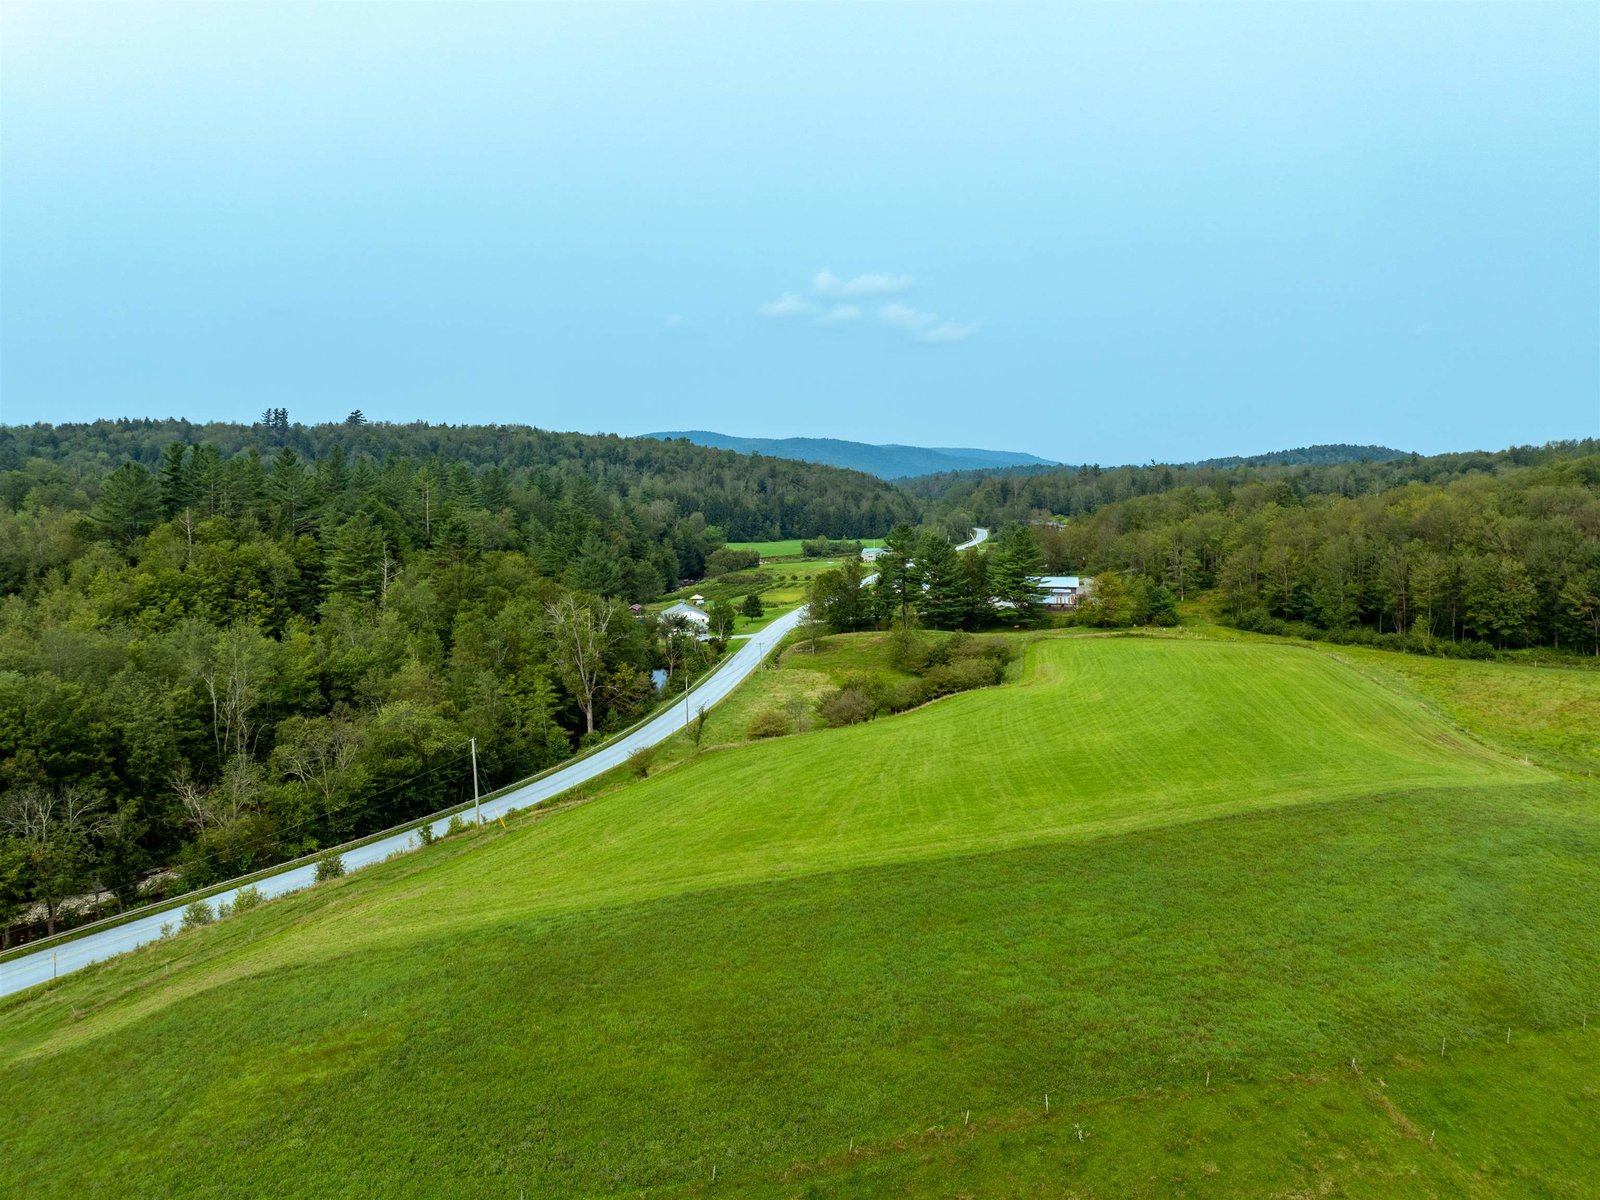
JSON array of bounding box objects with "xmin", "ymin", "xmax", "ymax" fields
[
  {"xmin": 904, "ymin": 439, "xmax": 1597, "ymax": 538},
  {"xmin": 1, "ymin": 416, "xmax": 918, "ymax": 542},
  {"xmin": 1022, "ymin": 447, "xmax": 1600, "ymax": 653}
]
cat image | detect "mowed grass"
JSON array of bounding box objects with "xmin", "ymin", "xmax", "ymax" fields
[
  {"xmin": 2, "ymin": 637, "xmax": 1596, "ymax": 1197},
  {"xmin": 726, "ymin": 537, "xmax": 885, "ymax": 559},
  {"xmin": 1335, "ymin": 645, "xmax": 1600, "ymax": 775}
]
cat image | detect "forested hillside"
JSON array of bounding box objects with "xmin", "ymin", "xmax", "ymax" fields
[
  {"xmin": 903, "ymin": 441, "xmax": 1593, "ymax": 525},
  {"xmin": 1187, "ymin": 442, "xmax": 1410, "ymax": 469},
  {"xmin": 1, "ymin": 417, "xmax": 916, "ymax": 543},
  {"xmin": 0, "ymin": 418, "xmax": 912, "ymax": 943},
  {"xmin": 1009, "ymin": 442, "xmax": 1600, "ymax": 652}
]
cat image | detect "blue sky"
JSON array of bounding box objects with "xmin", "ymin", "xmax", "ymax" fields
[{"xmin": 1, "ymin": 2, "xmax": 1595, "ymax": 464}]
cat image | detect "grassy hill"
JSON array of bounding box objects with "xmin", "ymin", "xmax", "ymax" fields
[{"xmin": 2, "ymin": 634, "xmax": 1597, "ymax": 1197}]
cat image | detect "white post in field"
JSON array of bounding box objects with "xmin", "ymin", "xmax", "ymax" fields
[{"xmin": 471, "ymin": 737, "xmax": 481, "ymax": 827}]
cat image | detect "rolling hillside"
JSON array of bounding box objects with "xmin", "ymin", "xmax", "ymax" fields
[
  {"xmin": 644, "ymin": 430, "xmax": 1057, "ymax": 479},
  {"xmin": 2, "ymin": 634, "xmax": 1596, "ymax": 1197}
]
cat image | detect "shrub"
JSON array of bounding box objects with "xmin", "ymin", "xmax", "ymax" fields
[
  {"xmin": 817, "ymin": 685, "xmax": 877, "ymax": 727},
  {"xmin": 881, "ymin": 678, "xmax": 929, "ymax": 712},
  {"xmin": 886, "ymin": 626, "xmax": 934, "ymax": 673},
  {"xmin": 314, "ymin": 853, "xmax": 346, "ymax": 882},
  {"xmin": 715, "ymin": 570, "xmax": 767, "ymax": 590},
  {"xmin": 159, "ymin": 921, "xmax": 175, "ymax": 939},
  {"xmin": 446, "ymin": 814, "xmax": 471, "ymax": 837},
  {"xmin": 232, "ymin": 885, "xmax": 263, "ymax": 913},
  {"xmin": 215, "ymin": 900, "xmax": 234, "ymax": 920},
  {"xmin": 706, "ymin": 547, "xmax": 762, "ymax": 576},
  {"xmin": 415, "ymin": 821, "xmax": 437, "ymax": 847},
  {"xmin": 627, "ymin": 745, "xmax": 656, "ymax": 777},
  {"xmin": 950, "ymin": 635, "xmax": 1014, "ymax": 667},
  {"xmin": 180, "ymin": 899, "xmax": 215, "ymax": 930},
  {"xmin": 923, "ymin": 656, "xmax": 1004, "ymax": 697},
  {"xmin": 802, "ymin": 537, "xmax": 863, "ymax": 558},
  {"xmin": 746, "ymin": 708, "xmax": 794, "ymax": 739}
]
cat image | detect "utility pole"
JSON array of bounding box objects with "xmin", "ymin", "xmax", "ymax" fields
[{"xmin": 470, "ymin": 737, "xmax": 481, "ymax": 827}]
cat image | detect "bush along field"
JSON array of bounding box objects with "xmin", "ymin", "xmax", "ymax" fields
[{"xmin": 1, "ymin": 630, "xmax": 1597, "ymax": 1198}]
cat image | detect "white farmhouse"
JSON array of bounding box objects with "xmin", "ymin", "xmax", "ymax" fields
[{"xmin": 660, "ymin": 600, "xmax": 712, "ymax": 631}]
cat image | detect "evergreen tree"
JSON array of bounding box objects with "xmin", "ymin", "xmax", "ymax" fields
[
  {"xmin": 570, "ymin": 534, "xmax": 623, "ymax": 597},
  {"xmin": 95, "ymin": 463, "xmax": 161, "ymax": 543},
  {"xmin": 192, "ymin": 443, "xmax": 224, "ymax": 516},
  {"xmin": 990, "ymin": 527, "xmax": 1044, "ymax": 625},
  {"xmin": 479, "ymin": 466, "xmax": 512, "ymax": 513},
  {"xmin": 912, "ymin": 531, "xmax": 963, "ymax": 629},
  {"xmin": 158, "ymin": 443, "xmax": 196, "ymax": 517},
  {"xmin": 874, "ymin": 522, "xmax": 919, "ymax": 625},
  {"xmin": 231, "ymin": 448, "xmax": 267, "ymax": 522},
  {"xmin": 956, "ymin": 544, "xmax": 992, "ymax": 629},
  {"xmin": 316, "ymin": 443, "xmax": 349, "ymax": 505},
  {"xmin": 267, "ymin": 448, "xmax": 316, "ymax": 536},
  {"xmin": 328, "ymin": 513, "xmax": 386, "ymax": 603}
]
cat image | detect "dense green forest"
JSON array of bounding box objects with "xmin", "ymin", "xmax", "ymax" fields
[
  {"xmin": 0, "ymin": 418, "xmax": 913, "ymax": 944},
  {"xmin": 0, "ymin": 416, "xmax": 917, "ymax": 544},
  {"xmin": 967, "ymin": 442, "xmax": 1600, "ymax": 652},
  {"xmin": 1187, "ymin": 442, "xmax": 1409, "ymax": 469},
  {"xmin": 902, "ymin": 440, "xmax": 1594, "ymax": 525}
]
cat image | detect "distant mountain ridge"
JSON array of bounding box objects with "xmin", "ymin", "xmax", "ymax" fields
[
  {"xmin": 644, "ymin": 430, "xmax": 1057, "ymax": 480},
  {"xmin": 899, "ymin": 442, "xmax": 1416, "ymax": 487}
]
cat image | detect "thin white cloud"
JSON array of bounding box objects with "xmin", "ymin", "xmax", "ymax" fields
[
  {"xmin": 815, "ymin": 269, "xmax": 915, "ymax": 297},
  {"xmin": 880, "ymin": 303, "xmax": 977, "ymax": 344},
  {"xmin": 761, "ymin": 293, "xmax": 819, "ymax": 318},
  {"xmin": 918, "ymin": 321, "xmax": 978, "ymax": 344},
  {"xmin": 879, "ymin": 302, "xmax": 939, "ymax": 330},
  {"xmin": 813, "ymin": 270, "xmax": 844, "ymax": 295},
  {"xmin": 763, "ymin": 277, "xmax": 976, "ymax": 344}
]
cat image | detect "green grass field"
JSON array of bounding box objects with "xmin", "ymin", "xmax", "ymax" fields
[
  {"xmin": 726, "ymin": 537, "xmax": 885, "ymax": 559},
  {"xmin": 3, "ymin": 634, "xmax": 1596, "ymax": 1197},
  {"xmin": 656, "ymin": 559, "xmax": 850, "ymax": 633}
]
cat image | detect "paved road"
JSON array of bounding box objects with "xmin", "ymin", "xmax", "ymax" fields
[{"xmin": 0, "ymin": 529, "xmax": 986, "ymax": 997}]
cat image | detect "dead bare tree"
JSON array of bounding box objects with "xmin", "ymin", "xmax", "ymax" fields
[
  {"xmin": 172, "ymin": 759, "xmax": 255, "ymax": 835},
  {"xmin": 201, "ymin": 625, "xmax": 270, "ymax": 765},
  {"xmin": 546, "ymin": 593, "xmax": 618, "ymax": 736}
]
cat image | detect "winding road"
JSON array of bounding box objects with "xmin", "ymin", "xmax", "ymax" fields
[{"xmin": 0, "ymin": 529, "xmax": 987, "ymax": 997}]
